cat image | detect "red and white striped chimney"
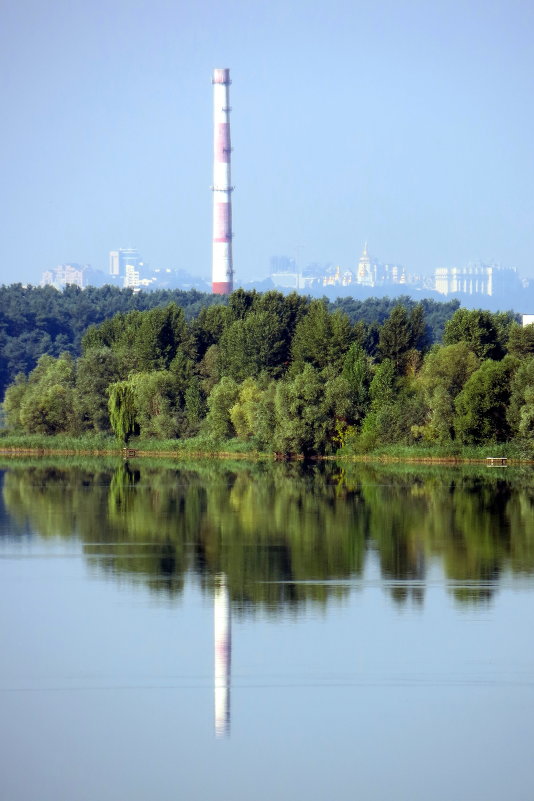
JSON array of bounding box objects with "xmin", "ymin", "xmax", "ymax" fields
[{"xmin": 212, "ymin": 68, "xmax": 233, "ymax": 295}]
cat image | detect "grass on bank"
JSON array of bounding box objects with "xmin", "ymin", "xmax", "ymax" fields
[
  {"xmin": 337, "ymin": 440, "xmax": 534, "ymax": 461},
  {"xmin": 0, "ymin": 431, "xmax": 267, "ymax": 457},
  {"xmin": 0, "ymin": 431, "xmax": 116, "ymax": 451},
  {"xmin": 1, "ymin": 430, "xmax": 534, "ymax": 462}
]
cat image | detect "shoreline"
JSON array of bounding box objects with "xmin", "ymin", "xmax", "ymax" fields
[
  {"xmin": 0, "ymin": 447, "xmax": 269, "ymax": 460},
  {"xmin": 0, "ymin": 445, "xmax": 532, "ymax": 465}
]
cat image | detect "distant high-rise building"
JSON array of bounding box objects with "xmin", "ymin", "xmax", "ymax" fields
[
  {"xmin": 353, "ymin": 244, "xmax": 408, "ymax": 287},
  {"xmin": 123, "ymin": 263, "xmax": 140, "ymax": 289},
  {"xmin": 357, "ymin": 243, "xmax": 374, "ymax": 285},
  {"xmin": 109, "ymin": 248, "xmax": 142, "ymax": 276},
  {"xmin": 434, "ymin": 263, "xmax": 521, "ymax": 296},
  {"xmin": 270, "ymin": 255, "xmax": 301, "ymax": 289},
  {"xmin": 270, "ymin": 255, "xmax": 296, "ymax": 274},
  {"xmin": 323, "ymin": 266, "xmax": 353, "ymax": 287},
  {"xmin": 109, "ymin": 250, "xmax": 120, "ymax": 276},
  {"xmin": 41, "ymin": 264, "xmax": 88, "ymax": 289}
]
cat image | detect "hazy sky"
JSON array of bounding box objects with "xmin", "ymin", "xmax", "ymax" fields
[{"xmin": 2, "ymin": 0, "xmax": 534, "ymax": 284}]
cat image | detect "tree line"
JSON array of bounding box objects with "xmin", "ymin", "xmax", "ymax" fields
[
  {"xmin": 3, "ymin": 287, "xmax": 529, "ymax": 453},
  {"xmin": 0, "ymin": 283, "xmax": 223, "ymax": 399},
  {"xmin": 0, "ymin": 282, "xmax": 458, "ymax": 400}
]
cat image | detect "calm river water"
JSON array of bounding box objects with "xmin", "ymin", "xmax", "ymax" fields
[{"xmin": 1, "ymin": 459, "xmax": 534, "ymax": 801}]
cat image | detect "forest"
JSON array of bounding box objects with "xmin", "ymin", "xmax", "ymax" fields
[
  {"xmin": 3, "ymin": 286, "xmax": 532, "ymax": 455},
  {"xmin": 0, "ymin": 283, "xmax": 458, "ymax": 400},
  {"xmin": 0, "ymin": 283, "xmax": 222, "ymax": 399}
]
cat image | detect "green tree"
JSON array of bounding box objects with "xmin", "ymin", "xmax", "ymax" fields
[
  {"xmin": 454, "ymin": 356, "xmax": 518, "ymax": 444},
  {"xmin": 415, "ymin": 342, "xmax": 480, "ymax": 443},
  {"xmin": 11, "ymin": 353, "xmax": 79, "ymax": 435},
  {"xmin": 75, "ymin": 347, "xmax": 123, "ymax": 431},
  {"xmin": 129, "ymin": 371, "xmax": 182, "ymax": 439},
  {"xmin": 341, "ymin": 343, "xmax": 372, "ymax": 425},
  {"xmin": 252, "ymin": 381, "xmax": 277, "ymax": 450},
  {"xmin": 82, "ymin": 303, "xmax": 189, "ymax": 374},
  {"xmin": 369, "ymin": 358, "xmax": 396, "ymax": 406},
  {"xmin": 443, "ymin": 308, "xmax": 510, "ymax": 360},
  {"xmin": 291, "ymin": 301, "xmax": 352, "ymax": 371},
  {"xmin": 184, "ymin": 377, "xmax": 206, "ymax": 434},
  {"xmin": 507, "ymin": 356, "xmax": 534, "ymax": 438},
  {"xmin": 204, "ymin": 377, "xmax": 239, "ymax": 440},
  {"xmin": 358, "ymin": 383, "xmax": 425, "ymax": 450},
  {"xmin": 107, "ymin": 380, "xmax": 139, "ymax": 444},
  {"xmin": 135, "ymin": 304, "xmax": 188, "ymax": 370},
  {"xmin": 198, "ymin": 344, "xmax": 221, "ymax": 394},
  {"xmin": 351, "ymin": 359, "xmax": 425, "ymax": 450},
  {"xmin": 227, "ymin": 288, "xmax": 257, "ymax": 321},
  {"xmin": 507, "ymin": 323, "xmax": 534, "ymax": 358},
  {"xmin": 229, "ymin": 378, "xmax": 264, "ymax": 439},
  {"xmin": 3, "ymin": 373, "xmax": 28, "ymax": 431},
  {"xmin": 273, "ymin": 364, "xmax": 330, "ymax": 455},
  {"xmin": 218, "ymin": 311, "xmax": 288, "ymax": 380},
  {"xmin": 378, "ymin": 304, "xmax": 427, "ymax": 373},
  {"xmin": 190, "ymin": 304, "xmax": 229, "ymax": 359},
  {"xmin": 255, "ymin": 291, "xmax": 308, "ymax": 345}
]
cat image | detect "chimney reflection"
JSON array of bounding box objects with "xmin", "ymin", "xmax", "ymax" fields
[{"xmin": 214, "ymin": 573, "xmax": 231, "ymax": 737}]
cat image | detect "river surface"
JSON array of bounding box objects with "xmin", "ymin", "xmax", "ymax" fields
[{"xmin": 1, "ymin": 459, "xmax": 534, "ymax": 801}]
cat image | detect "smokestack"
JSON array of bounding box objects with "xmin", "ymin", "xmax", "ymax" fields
[{"xmin": 212, "ymin": 68, "xmax": 234, "ymax": 295}]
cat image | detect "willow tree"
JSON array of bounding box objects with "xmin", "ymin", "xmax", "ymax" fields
[{"xmin": 107, "ymin": 380, "xmax": 139, "ymax": 444}]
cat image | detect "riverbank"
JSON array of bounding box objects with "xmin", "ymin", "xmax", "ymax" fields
[
  {"xmin": 0, "ymin": 433, "xmax": 269, "ymax": 460},
  {"xmin": 336, "ymin": 441, "xmax": 534, "ymax": 463},
  {"xmin": 0, "ymin": 432, "xmax": 533, "ymax": 463}
]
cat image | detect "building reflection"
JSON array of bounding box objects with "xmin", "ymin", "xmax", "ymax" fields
[{"xmin": 214, "ymin": 574, "xmax": 231, "ymax": 737}]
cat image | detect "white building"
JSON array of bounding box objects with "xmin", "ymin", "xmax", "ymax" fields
[
  {"xmin": 41, "ymin": 264, "xmax": 87, "ymax": 289},
  {"xmin": 354, "ymin": 244, "xmax": 408, "ymax": 287},
  {"xmin": 356, "ymin": 243, "xmax": 374, "ymax": 285},
  {"xmin": 109, "ymin": 248, "xmax": 143, "ymax": 277},
  {"xmin": 434, "ymin": 263, "xmax": 521, "ymax": 296}
]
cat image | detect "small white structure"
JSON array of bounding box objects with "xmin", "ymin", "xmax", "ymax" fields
[{"xmin": 522, "ymin": 314, "xmax": 534, "ymax": 327}]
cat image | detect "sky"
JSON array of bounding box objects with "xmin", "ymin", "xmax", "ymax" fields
[{"xmin": 1, "ymin": 0, "xmax": 534, "ymax": 285}]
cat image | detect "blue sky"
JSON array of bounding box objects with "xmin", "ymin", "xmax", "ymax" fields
[{"xmin": 1, "ymin": 0, "xmax": 534, "ymax": 284}]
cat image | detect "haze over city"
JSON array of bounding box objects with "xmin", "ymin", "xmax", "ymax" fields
[{"xmin": 2, "ymin": 0, "xmax": 534, "ymax": 286}]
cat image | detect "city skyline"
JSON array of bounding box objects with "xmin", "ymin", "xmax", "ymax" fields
[
  {"xmin": 39, "ymin": 243, "xmax": 526, "ymax": 307},
  {"xmin": 36, "ymin": 241, "xmax": 524, "ymax": 286},
  {"xmin": 2, "ymin": 0, "xmax": 534, "ymax": 286}
]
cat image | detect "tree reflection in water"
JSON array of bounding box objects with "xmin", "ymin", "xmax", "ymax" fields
[{"xmin": 3, "ymin": 459, "xmax": 534, "ymax": 610}]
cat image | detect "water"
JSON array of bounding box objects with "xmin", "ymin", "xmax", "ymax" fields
[{"xmin": 1, "ymin": 459, "xmax": 534, "ymax": 800}]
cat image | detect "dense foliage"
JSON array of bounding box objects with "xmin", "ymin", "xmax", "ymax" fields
[
  {"xmin": 0, "ymin": 283, "xmax": 458, "ymax": 400},
  {"xmin": 3, "ymin": 287, "xmax": 527, "ymax": 453},
  {"xmin": 0, "ymin": 283, "xmax": 223, "ymax": 399}
]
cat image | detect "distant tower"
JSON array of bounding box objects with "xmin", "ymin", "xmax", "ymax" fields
[
  {"xmin": 357, "ymin": 242, "xmax": 370, "ymax": 282},
  {"xmin": 212, "ymin": 68, "xmax": 234, "ymax": 295},
  {"xmin": 109, "ymin": 248, "xmax": 141, "ymax": 277}
]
